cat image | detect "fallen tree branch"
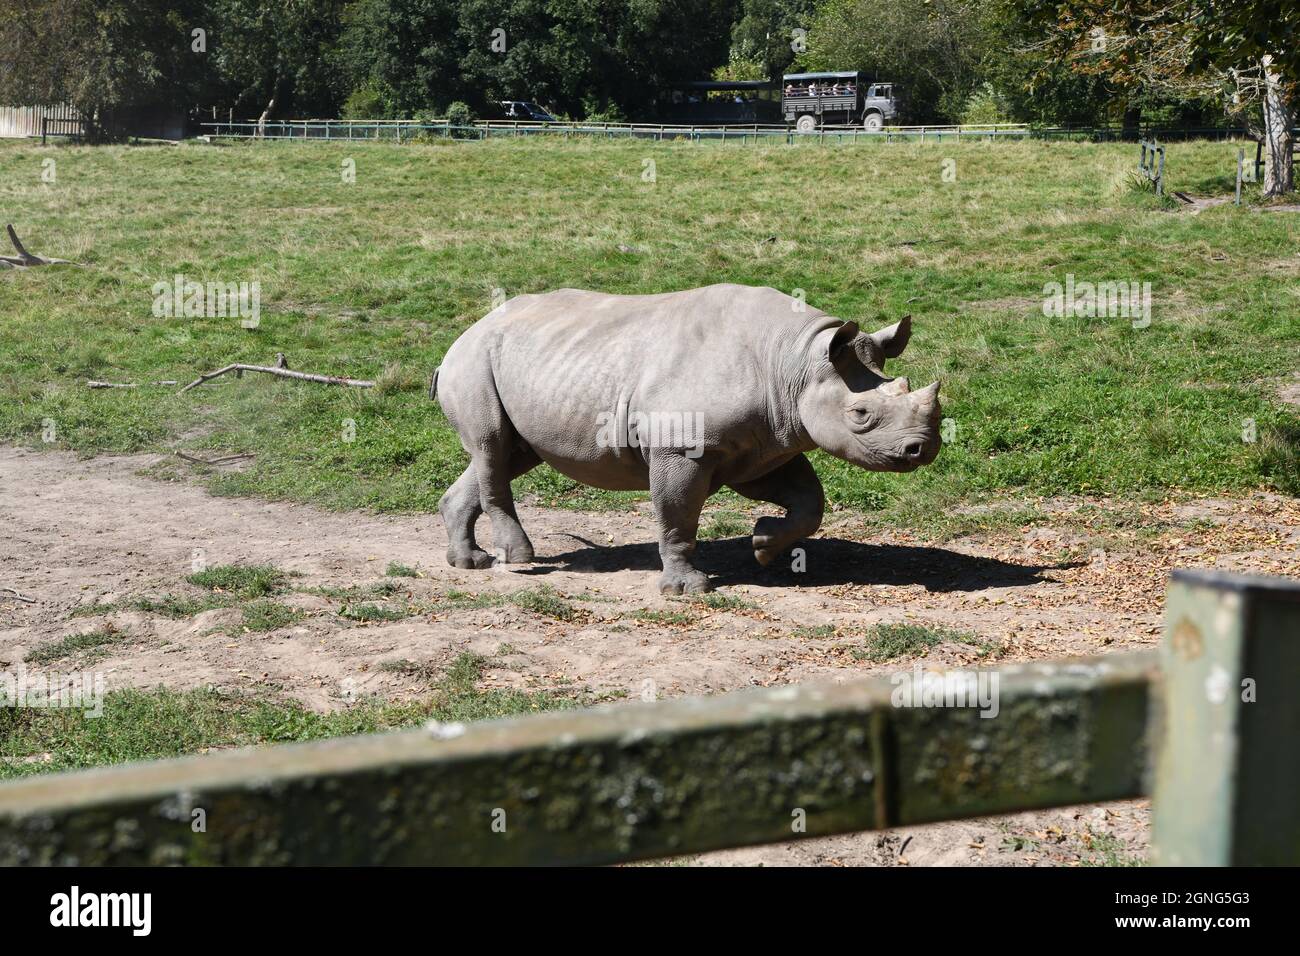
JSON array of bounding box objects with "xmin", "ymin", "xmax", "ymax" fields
[
  {"xmin": 179, "ymin": 363, "xmax": 374, "ymax": 393},
  {"xmin": 0, "ymin": 224, "xmax": 72, "ymax": 268},
  {"xmin": 1, "ymin": 587, "xmax": 36, "ymax": 604},
  {"xmin": 87, "ymin": 380, "xmax": 179, "ymax": 389},
  {"xmin": 175, "ymin": 451, "xmax": 255, "ymax": 466}
]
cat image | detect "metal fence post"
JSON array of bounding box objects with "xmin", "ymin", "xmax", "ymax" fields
[
  {"xmin": 1151, "ymin": 570, "xmax": 1300, "ymax": 865},
  {"xmin": 1236, "ymin": 149, "xmax": 1244, "ymax": 205}
]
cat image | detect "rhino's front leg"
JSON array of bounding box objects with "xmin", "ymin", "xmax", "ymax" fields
[
  {"xmin": 729, "ymin": 453, "xmax": 825, "ymax": 566},
  {"xmin": 649, "ymin": 450, "xmax": 715, "ymax": 594}
]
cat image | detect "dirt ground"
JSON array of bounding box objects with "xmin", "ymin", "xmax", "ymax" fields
[{"xmin": 2, "ymin": 446, "xmax": 1298, "ymax": 866}]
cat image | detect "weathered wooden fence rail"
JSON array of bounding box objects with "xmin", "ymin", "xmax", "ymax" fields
[{"xmin": 0, "ymin": 569, "xmax": 1294, "ymax": 865}]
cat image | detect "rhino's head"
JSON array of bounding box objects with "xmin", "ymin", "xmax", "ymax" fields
[{"xmin": 797, "ymin": 316, "xmax": 942, "ymax": 472}]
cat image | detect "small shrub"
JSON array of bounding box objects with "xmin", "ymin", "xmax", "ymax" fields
[
  {"xmin": 632, "ymin": 608, "xmax": 697, "ymax": 626},
  {"xmin": 27, "ymin": 625, "xmax": 129, "ymax": 664},
  {"xmin": 445, "ymin": 101, "xmax": 477, "ymax": 138},
  {"xmin": 339, "ymin": 603, "xmax": 411, "ymax": 623},
  {"xmin": 237, "ymin": 601, "xmax": 304, "ymax": 633},
  {"xmin": 699, "ymin": 511, "xmax": 750, "ymax": 540},
  {"xmin": 187, "ymin": 564, "xmax": 287, "ymax": 600},
  {"xmin": 853, "ymin": 622, "xmax": 981, "ymax": 662},
  {"xmin": 685, "ymin": 592, "xmax": 755, "ymax": 611},
  {"xmin": 510, "ymin": 585, "xmax": 576, "ymax": 621},
  {"xmin": 341, "ymin": 83, "xmax": 389, "ymax": 119}
]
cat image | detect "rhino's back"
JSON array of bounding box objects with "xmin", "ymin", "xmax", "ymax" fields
[
  {"xmin": 478, "ymin": 283, "xmax": 822, "ymax": 391},
  {"xmin": 437, "ymin": 284, "xmax": 832, "ymax": 487}
]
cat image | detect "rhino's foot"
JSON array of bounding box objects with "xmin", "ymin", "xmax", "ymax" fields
[
  {"xmin": 752, "ymin": 516, "xmax": 790, "ymax": 567},
  {"xmin": 658, "ymin": 567, "xmax": 713, "ymax": 595},
  {"xmin": 447, "ymin": 547, "xmax": 494, "ymax": 570},
  {"xmin": 492, "ymin": 541, "xmax": 535, "ymax": 564}
]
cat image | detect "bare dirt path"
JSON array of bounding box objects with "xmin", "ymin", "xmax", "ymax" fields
[{"xmin": 2, "ymin": 446, "xmax": 1297, "ymax": 866}]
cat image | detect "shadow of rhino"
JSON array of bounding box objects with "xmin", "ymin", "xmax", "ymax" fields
[{"xmin": 515, "ymin": 533, "xmax": 1072, "ymax": 593}]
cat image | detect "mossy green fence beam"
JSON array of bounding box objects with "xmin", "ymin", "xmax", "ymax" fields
[
  {"xmin": 1151, "ymin": 570, "xmax": 1300, "ymax": 866},
  {"xmin": 0, "ymin": 653, "xmax": 1155, "ymax": 866}
]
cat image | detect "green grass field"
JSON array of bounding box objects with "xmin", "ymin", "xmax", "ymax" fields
[{"xmin": 2, "ymin": 136, "xmax": 1297, "ymax": 531}]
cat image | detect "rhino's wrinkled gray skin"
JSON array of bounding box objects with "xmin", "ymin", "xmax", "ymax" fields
[{"xmin": 434, "ymin": 284, "xmax": 941, "ymax": 593}]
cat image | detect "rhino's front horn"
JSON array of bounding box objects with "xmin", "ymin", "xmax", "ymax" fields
[{"xmin": 912, "ymin": 381, "xmax": 941, "ymax": 408}]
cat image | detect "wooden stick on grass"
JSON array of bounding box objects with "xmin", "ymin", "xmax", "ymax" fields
[
  {"xmin": 87, "ymin": 381, "xmax": 180, "ymax": 389},
  {"xmin": 179, "ymin": 363, "xmax": 374, "ymax": 393},
  {"xmin": 175, "ymin": 452, "xmax": 255, "ymax": 466},
  {"xmin": 0, "ymin": 224, "xmax": 71, "ymax": 267},
  {"xmin": 1, "ymin": 587, "xmax": 36, "ymax": 604}
]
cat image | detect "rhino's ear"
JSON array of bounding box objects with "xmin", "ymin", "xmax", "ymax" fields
[
  {"xmin": 870, "ymin": 314, "xmax": 912, "ymax": 359},
  {"xmin": 828, "ymin": 320, "xmax": 860, "ymax": 364}
]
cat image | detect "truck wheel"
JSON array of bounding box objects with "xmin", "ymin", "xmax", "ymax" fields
[
  {"xmin": 796, "ymin": 115, "xmax": 817, "ymax": 134},
  {"xmin": 863, "ymin": 113, "xmax": 883, "ymax": 131}
]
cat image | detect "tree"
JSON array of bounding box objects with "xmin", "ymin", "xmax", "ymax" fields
[
  {"xmin": 797, "ymin": 0, "xmax": 995, "ymax": 122},
  {"xmin": 0, "ymin": 0, "xmax": 208, "ymax": 141},
  {"xmin": 1017, "ymin": 0, "xmax": 1298, "ymax": 195},
  {"xmin": 726, "ymin": 0, "xmax": 816, "ymax": 81},
  {"xmin": 209, "ymin": 0, "xmax": 348, "ymax": 120},
  {"xmin": 338, "ymin": 0, "xmax": 737, "ymax": 119}
]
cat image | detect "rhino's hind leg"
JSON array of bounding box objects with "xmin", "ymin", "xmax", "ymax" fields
[
  {"xmin": 728, "ymin": 454, "xmax": 825, "ymax": 567},
  {"xmin": 472, "ymin": 441, "xmax": 540, "ymax": 564},
  {"xmin": 440, "ymin": 444, "xmax": 540, "ymax": 569},
  {"xmin": 649, "ymin": 451, "xmax": 715, "ymax": 594},
  {"xmin": 440, "ymin": 465, "xmax": 492, "ymax": 569}
]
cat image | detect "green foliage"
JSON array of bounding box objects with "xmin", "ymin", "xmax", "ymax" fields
[
  {"xmin": 186, "ymin": 564, "xmax": 288, "ymax": 600},
  {"xmin": 0, "ymin": 0, "xmax": 209, "ymax": 140},
  {"xmin": 338, "ymin": 602, "xmax": 412, "ymax": 622},
  {"xmin": 583, "ymin": 100, "xmax": 626, "ymax": 124},
  {"xmin": 727, "ymin": 0, "xmax": 816, "ymax": 81},
  {"xmin": 445, "ymin": 100, "xmax": 477, "ymax": 136},
  {"xmin": 853, "ymin": 622, "xmax": 981, "ymax": 661},
  {"xmin": 509, "ymin": 586, "xmax": 577, "ymax": 621},
  {"xmin": 0, "ymin": 654, "xmax": 587, "ymax": 778},
  {"xmin": 26, "ymin": 626, "xmax": 130, "ymax": 665},
  {"xmin": 1, "ymin": 137, "xmax": 1296, "ymax": 531},
  {"xmin": 961, "ymin": 83, "xmax": 1014, "ymax": 126},
  {"xmin": 799, "ymin": 0, "xmax": 994, "ymax": 122},
  {"xmin": 341, "ymin": 82, "xmax": 391, "ymax": 119},
  {"xmin": 208, "ymin": 0, "xmax": 348, "ymax": 117},
  {"xmin": 237, "ymin": 600, "xmax": 305, "ymax": 632}
]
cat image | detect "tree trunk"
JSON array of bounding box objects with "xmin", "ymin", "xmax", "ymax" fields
[
  {"xmin": 257, "ymin": 93, "xmax": 277, "ymax": 139},
  {"xmin": 1260, "ymin": 56, "xmax": 1295, "ymax": 197}
]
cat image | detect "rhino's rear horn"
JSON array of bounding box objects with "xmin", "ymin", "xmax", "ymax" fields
[{"xmin": 878, "ymin": 376, "xmax": 910, "ymax": 396}]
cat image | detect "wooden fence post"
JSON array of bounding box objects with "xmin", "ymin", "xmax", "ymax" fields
[{"xmin": 1152, "ymin": 569, "xmax": 1300, "ymax": 865}]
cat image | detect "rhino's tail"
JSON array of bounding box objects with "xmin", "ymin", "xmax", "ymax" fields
[{"xmin": 428, "ymin": 366, "xmax": 439, "ymax": 401}]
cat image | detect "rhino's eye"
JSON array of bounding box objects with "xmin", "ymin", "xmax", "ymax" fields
[{"xmin": 849, "ymin": 407, "xmax": 877, "ymax": 428}]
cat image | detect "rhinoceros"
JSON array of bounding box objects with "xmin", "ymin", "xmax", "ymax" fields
[{"xmin": 433, "ymin": 284, "xmax": 941, "ymax": 593}]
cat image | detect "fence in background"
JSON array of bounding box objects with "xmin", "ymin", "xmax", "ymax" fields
[
  {"xmin": 0, "ymin": 569, "xmax": 1296, "ymax": 865},
  {"xmin": 199, "ymin": 119, "xmax": 1268, "ymax": 147},
  {"xmin": 0, "ymin": 104, "xmax": 82, "ymax": 141}
]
